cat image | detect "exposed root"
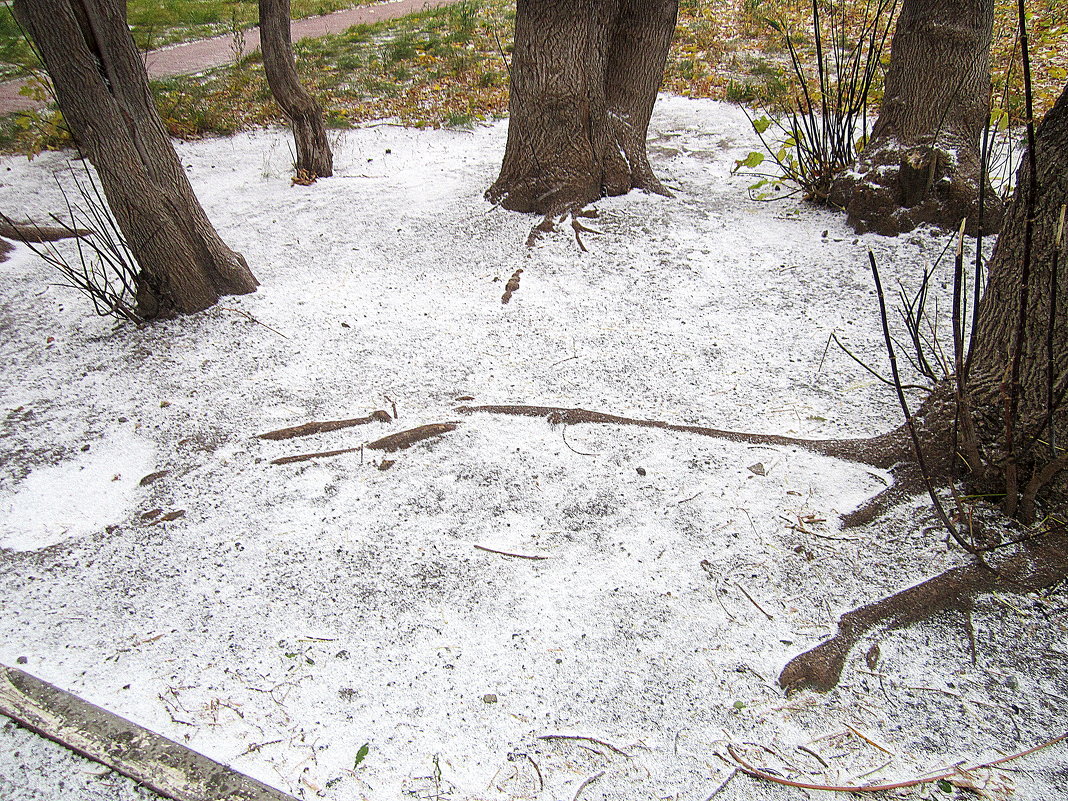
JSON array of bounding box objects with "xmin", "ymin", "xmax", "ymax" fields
[
  {"xmin": 0, "ymin": 219, "xmax": 93, "ymax": 242},
  {"xmin": 455, "ymin": 403, "xmax": 907, "ymax": 469},
  {"xmin": 778, "ymin": 532, "xmax": 1068, "ymax": 693},
  {"xmin": 525, "ymin": 208, "xmax": 601, "ymax": 251},
  {"xmin": 270, "ymin": 422, "xmax": 459, "ymax": 464},
  {"xmin": 570, "ymin": 215, "xmax": 601, "ymax": 252},
  {"xmin": 257, "ymin": 410, "xmax": 392, "ymax": 440},
  {"xmin": 839, "ymin": 464, "xmax": 924, "ymax": 528},
  {"xmin": 365, "ymin": 422, "xmax": 459, "ymax": 453},
  {"xmin": 525, "ymin": 216, "xmax": 557, "ymax": 248}
]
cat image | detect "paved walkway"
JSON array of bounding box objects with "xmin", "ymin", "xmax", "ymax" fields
[{"xmin": 0, "ymin": 0, "xmax": 462, "ymax": 114}]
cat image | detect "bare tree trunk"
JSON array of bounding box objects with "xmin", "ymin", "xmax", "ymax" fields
[
  {"xmin": 829, "ymin": 0, "xmax": 1003, "ymax": 236},
  {"xmin": 13, "ymin": 0, "xmax": 258, "ymax": 319},
  {"xmin": 962, "ymin": 79, "xmax": 1068, "ymax": 515},
  {"xmin": 602, "ymin": 0, "xmax": 678, "ymax": 196},
  {"xmin": 486, "ymin": 0, "xmax": 677, "ymax": 215},
  {"xmin": 259, "ymin": 0, "xmax": 333, "ymax": 179}
]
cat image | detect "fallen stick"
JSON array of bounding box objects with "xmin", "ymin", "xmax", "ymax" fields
[
  {"xmin": 270, "ymin": 422, "xmax": 460, "ymax": 465},
  {"xmin": 257, "ymin": 409, "xmax": 391, "ymax": 440},
  {"xmin": 473, "ymin": 544, "xmax": 548, "ymax": 560},
  {"xmin": 0, "ymin": 663, "xmax": 299, "ymax": 801}
]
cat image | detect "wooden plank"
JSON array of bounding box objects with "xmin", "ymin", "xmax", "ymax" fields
[{"xmin": 0, "ymin": 663, "xmax": 299, "ymax": 801}]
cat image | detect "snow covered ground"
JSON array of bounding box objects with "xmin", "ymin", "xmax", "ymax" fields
[{"xmin": 1, "ymin": 96, "xmax": 1066, "ymax": 800}]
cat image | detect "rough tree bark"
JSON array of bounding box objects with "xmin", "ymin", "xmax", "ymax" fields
[
  {"xmin": 781, "ymin": 79, "xmax": 1068, "ymax": 693},
  {"xmin": 259, "ymin": 0, "xmax": 333, "ymax": 179},
  {"xmin": 962, "ymin": 79, "xmax": 1068, "ymax": 516},
  {"xmin": 13, "ymin": 0, "xmax": 258, "ymax": 320},
  {"xmin": 828, "ymin": 0, "xmax": 1004, "ymax": 236},
  {"xmin": 486, "ymin": 0, "xmax": 678, "ymax": 215}
]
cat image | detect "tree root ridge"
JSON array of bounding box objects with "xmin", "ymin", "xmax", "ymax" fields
[
  {"xmin": 366, "ymin": 422, "xmax": 459, "ymax": 453},
  {"xmin": 257, "ymin": 409, "xmax": 392, "ymax": 440},
  {"xmin": 455, "ymin": 403, "xmax": 905, "ymax": 468},
  {"xmin": 0, "ymin": 220, "xmax": 93, "ymax": 242},
  {"xmin": 778, "ymin": 532, "xmax": 1068, "ymax": 693},
  {"xmin": 269, "ymin": 422, "xmax": 459, "ymax": 464}
]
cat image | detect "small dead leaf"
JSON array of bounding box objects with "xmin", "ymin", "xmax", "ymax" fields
[{"xmin": 747, "ymin": 462, "xmax": 766, "ymax": 476}]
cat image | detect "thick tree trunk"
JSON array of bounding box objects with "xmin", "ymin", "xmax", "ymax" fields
[
  {"xmin": 486, "ymin": 0, "xmax": 677, "ymax": 215},
  {"xmin": 13, "ymin": 0, "xmax": 258, "ymax": 320},
  {"xmin": 829, "ymin": 0, "xmax": 1003, "ymax": 236},
  {"xmin": 961, "ymin": 80, "xmax": 1068, "ymax": 517},
  {"xmin": 259, "ymin": 0, "xmax": 333, "ymax": 179}
]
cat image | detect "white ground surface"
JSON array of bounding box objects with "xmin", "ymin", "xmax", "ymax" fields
[{"xmin": 0, "ymin": 96, "xmax": 1066, "ymax": 800}]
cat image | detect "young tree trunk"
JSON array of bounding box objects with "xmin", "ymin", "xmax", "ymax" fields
[
  {"xmin": 486, "ymin": 0, "xmax": 678, "ymax": 215},
  {"xmin": 259, "ymin": 0, "xmax": 333, "ymax": 179},
  {"xmin": 13, "ymin": 0, "xmax": 258, "ymax": 320},
  {"xmin": 828, "ymin": 0, "xmax": 1003, "ymax": 236}
]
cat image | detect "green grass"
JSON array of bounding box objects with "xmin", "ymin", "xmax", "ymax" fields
[{"xmin": 145, "ymin": 0, "xmax": 513, "ymax": 138}]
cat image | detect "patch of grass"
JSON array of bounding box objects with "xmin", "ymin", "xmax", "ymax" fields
[
  {"xmin": 126, "ymin": 0, "xmax": 384, "ymax": 50},
  {"xmin": 0, "ymin": 0, "xmax": 384, "ymax": 79},
  {"xmin": 144, "ymin": 0, "xmax": 513, "ymax": 138}
]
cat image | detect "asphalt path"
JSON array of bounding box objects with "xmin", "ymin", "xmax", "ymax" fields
[{"xmin": 0, "ymin": 0, "xmax": 463, "ymax": 114}]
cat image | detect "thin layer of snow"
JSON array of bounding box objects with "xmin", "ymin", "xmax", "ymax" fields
[{"xmin": 0, "ymin": 96, "xmax": 1065, "ymax": 801}]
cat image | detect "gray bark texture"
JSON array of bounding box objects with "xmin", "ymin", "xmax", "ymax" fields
[
  {"xmin": 13, "ymin": 0, "xmax": 258, "ymax": 319},
  {"xmin": 486, "ymin": 0, "xmax": 678, "ymax": 214},
  {"xmin": 829, "ymin": 0, "xmax": 1003, "ymax": 236},
  {"xmin": 259, "ymin": 0, "xmax": 334, "ymax": 179}
]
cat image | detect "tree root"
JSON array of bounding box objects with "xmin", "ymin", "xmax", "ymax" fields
[
  {"xmin": 839, "ymin": 464, "xmax": 926, "ymax": 528},
  {"xmin": 0, "ymin": 220, "xmax": 93, "ymax": 242},
  {"xmin": 257, "ymin": 410, "xmax": 391, "ymax": 440},
  {"xmin": 455, "ymin": 403, "xmax": 907, "ymax": 469},
  {"xmin": 778, "ymin": 532, "xmax": 1068, "ymax": 693},
  {"xmin": 0, "ymin": 219, "xmax": 94, "ymax": 264},
  {"xmin": 269, "ymin": 422, "xmax": 459, "ymax": 464}
]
